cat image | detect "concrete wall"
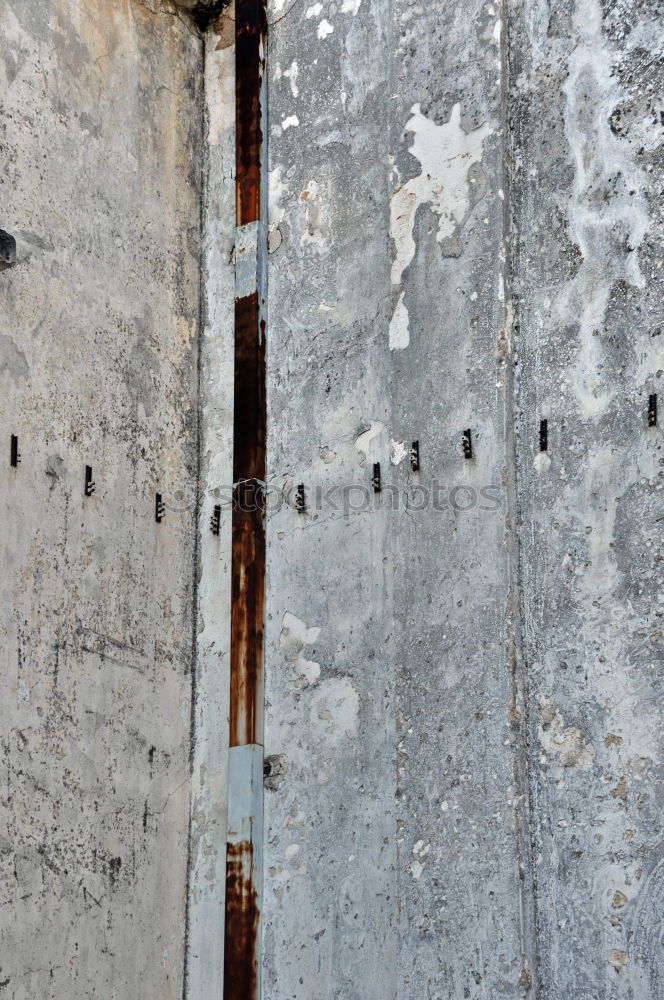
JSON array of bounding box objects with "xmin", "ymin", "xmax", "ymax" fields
[
  {"xmin": 1, "ymin": 0, "xmax": 663, "ymax": 998},
  {"xmin": 0, "ymin": 2, "xmax": 202, "ymax": 997},
  {"xmin": 511, "ymin": 1, "xmax": 664, "ymax": 996},
  {"xmin": 262, "ymin": 0, "xmax": 663, "ymax": 997}
]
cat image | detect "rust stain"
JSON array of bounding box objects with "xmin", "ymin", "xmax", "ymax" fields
[
  {"xmin": 235, "ymin": 0, "xmax": 267, "ymax": 225},
  {"xmin": 230, "ymin": 293, "xmax": 266, "ymax": 748},
  {"xmin": 224, "ymin": 839, "xmax": 260, "ymax": 998}
]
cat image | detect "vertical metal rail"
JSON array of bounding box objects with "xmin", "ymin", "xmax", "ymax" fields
[{"xmin": 223, "ymin": 0, "xmax": 268, "ymax": 997}]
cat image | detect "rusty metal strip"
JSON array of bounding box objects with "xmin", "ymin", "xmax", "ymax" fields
[
  {"xmin": 229, "ymin": 292, "xmax": 266, "ymax": 748},
  {"xmin": 235, "ymin": 0, "xmax": 267, "ymax": 226},
  {"xmin": 223, "ymin": 0, "xmax": 268, "ymax": 996}
]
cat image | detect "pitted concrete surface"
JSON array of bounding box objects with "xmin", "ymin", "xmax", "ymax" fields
[{"xmin": 0, "ymin": 2, "xmax": 202, "ymax": 997}]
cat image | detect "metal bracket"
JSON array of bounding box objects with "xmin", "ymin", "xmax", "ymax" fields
[
  {"xmin": 85, "ymin": 465, "xmax": 96, "ymax": 497},
  {"xmin": 155, "ymin": 493, "xmax": 165, "ymax": 523},
  {"xmin": 539, "ymin": 419, "xmax": 548, "ymax": 452},
  {"xmin": 0, "ymin": 230, "xmax": 16, "ymax": 271},
  {"xmin": 10, "ymin": 434, "xmax": 20, "ymax": 468},
  {"xmin": 295, "ymin": 484, "xmax": 306, "ymax": 513},
  {"xmin": 210, "ymin": 503, "xmax": 221, "ymax": 535},
  {"xmin": 462, "ymin": 429, "xmax": 473, "ymax": 460},
  {"xmin": 648, "ymin": 393, "xmax": 657, "ymax": 428},
  {"xmin": 372, "ymin": 462, "xmax": 381, "ymax": 493},
  {"xmin": 410, "ymin": 440, "xmax": 420, "ymax": 472}
]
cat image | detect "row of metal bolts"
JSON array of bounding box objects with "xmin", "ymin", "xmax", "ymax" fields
[{"xmin": 6, "ymin": 396, "xmax": 658, "ymax": 522}]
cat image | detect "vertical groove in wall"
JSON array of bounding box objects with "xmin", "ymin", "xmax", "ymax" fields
[
  {"xmin": 500, "ymin": 2, "xmax": 540, "ymax": 994},
  {"xmin": 224, "ymin": 0, "xmax": 268, "ymax": 996}
]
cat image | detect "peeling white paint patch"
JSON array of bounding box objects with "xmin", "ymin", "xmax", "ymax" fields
[
  {"xmin": 389, "ymin": 103, "xmax": 492, "ymax": 349},
  {"xmin": 389, "ymin": 291, "xmax": 410, "ymax": 350},
  {"xmin": 355, "ymin": 420, "xmax": 384, "ymax": 466},
  {"xmin": 317, "ymin": 19, "xmax": 334, "ymax": 39},
  {"xmin": 413, "ymin": 840, "xmax": 431, "ymax": 857},
  {"xmin": 280, "ymin": 612, "xmax": 321, "ymax": 687},
  {"xmin": 538, "ymin": 701, "xmax": 594, "ymax": 768},
  {"xmin": 341, "ymin": 0, "xmax": 362, "ymax": 13},
  {"xmin": 558, "ymin": 0, "xmax": 649, "ymax": 417},
  {"xmin": 272, "ymin": 0, "xmax": 287, "ymax": 12},
  {"xmin": 533, "ymin": 451, "xmax": 551, "ymax": 473},
  {"xmin": 305, "ymin": 2, "xmax": 323, "ymax": 16},
  {"xmin": 282, "ymin": 115, "xmax": 299, "ymax": 130},
  {"xmin": 390, "ymin": 440, "xmax": 407, "ymax": 465},
  {"xmin": 319, "ymin": 445, "xmax": 336, "ymax": 464},
  {"xmin": 408, "ymin": 860, "xmax": 424, "ymax": 880},
  {"xmin": 283, "ymin": 60, "xmax": 299, "ymax": 98},
  {"xmin": 309, "ymin": 678, "xmax": 359, "ymax": 746}
]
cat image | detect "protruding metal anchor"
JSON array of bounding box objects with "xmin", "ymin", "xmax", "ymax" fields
[
  {"xmin": 210, "ymin": 504, "xmax": 221, "ymax": 535},
  {"xmin": 155, "ymin": 492, "xmax": 165, "ymax": 523},
  {"xmin": 372, "ymin": 462, "xmax": 381, "ymax": 493},
  {"xmin": 462, "ymin": 429, "xmax": 473, "ymax": 460},
  {"xmin": 648, "ymin": 393, "xmax": 657, "ymax": 428},
  {"xmin": 10, "ymin": 434, "xmax": 20, "ymax": 468},
  {"xmin": 0, "ymin": 230, "xmax": 16, "ymax": 271},
  {"xmin": 84, "ymin": 465, "xmax": 96, "ymax": 497}
]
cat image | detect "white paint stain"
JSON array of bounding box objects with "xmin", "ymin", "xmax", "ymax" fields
[
  {"xmin": 390, "ymin": 439, "xmax": 408, "ymax": 465},
  {"xmin": 283, "ymin": 60, "xmax": 299, "ymax": 98},
  {"xmin": 409, "ymin": 860, "xmax": 424, "ymax": 880},
  {"xmin": 389, "ymin": 103, "xmax": 492, "ymax": 349},
  {"xmin": 355, "ymin": 420, "xmax": 384, "ymax": 466},
  {"xmin": 280, "ymin": 612, "xmax": 321, "ymax": 687},
  {"xmin": 341, "ymin": 0, "xmax": 362, "ymax": 12},
  {"xmin": 305, "ymin": 2, "xmax": 323, "ymax": 16},
  {"xmin": 317, "ymin": 19, "xmax": 334, "ymax": 39},
  {"xmin": 389, "ymin": 292, "xmax": 410, "ymax": 350},
  {"xmin": 282, "ymin": 115, "xmax": 299, "ymax": 130}
]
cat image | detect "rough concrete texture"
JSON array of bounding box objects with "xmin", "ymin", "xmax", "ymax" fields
[
  {"xmin": 1, "ymin": 0, "xmax": 663, "ymax": 998},
  {"xmin": 0, "ymin": 1, "xmax": 202, "ymax": 997},
  {"xmin": 510, "ymin": 1, "xmax": 664, "ymax": 996},
  {"xmin": 263, "ymin": 0, "xmax": 663, "ymax": 997},
  {"xmin": 184, "ymin": 12, "xmax": 236, "ymax": 1000}
]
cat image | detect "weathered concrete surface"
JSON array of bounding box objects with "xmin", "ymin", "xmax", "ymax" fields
[
  {"xmin": 262, "ymin": 0, "xmax": 528, "ymax": 995},
  {"xmin": 262, "ymin": 0, "xmax": 663, "ymax": 997},
  {"xmin": 510, "ymin": 0, "xmax": 664, "ymax": 996},
  {"xmin": 262, "ymin": 0, "xmax": 396, "ymax": 995},
  {"xmin": 2, "ymin": 0, "xmax": 664, "ymax": 997},
  {"xmin": 0, "ymin": 1, "xmax": 202, "ymax": 996},
  {"xmin": 185, "ymin": 11, "xmax": 236, "ymax": 999}
]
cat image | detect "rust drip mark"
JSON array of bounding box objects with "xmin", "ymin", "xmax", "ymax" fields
[
  {"xmin": 236, "ymin": 0, "xmax": 267, "ymax": 225},
  {"xmin": 224, "ymin": 839, "xmax": 260, "ymax": 998},
  {"xmin": 230, "ymin": 293, "xmax": 266, "ymax": 748}
]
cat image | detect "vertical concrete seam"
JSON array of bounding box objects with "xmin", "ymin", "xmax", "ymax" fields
[
  {"xmin": 500, "ymin": 1, "xmax": 541, "ymax": 995},
  {"xmin": 182, "ymin": 26, "xmax": 209, "ymax": 1000}
]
